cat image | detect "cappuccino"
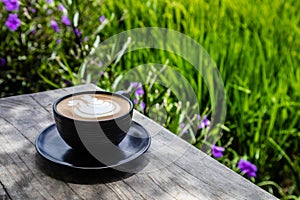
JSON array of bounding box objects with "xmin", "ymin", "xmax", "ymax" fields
[{"xmin": 56, "ymin": 94, "xmax": 130, "ymax": 121}]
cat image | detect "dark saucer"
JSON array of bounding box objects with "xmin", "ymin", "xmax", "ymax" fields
[{"xmin": 35, "ymin": 121, "xmax": 151, "ymax": 170}]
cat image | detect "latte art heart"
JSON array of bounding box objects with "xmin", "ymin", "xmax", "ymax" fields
[
  {"xmin": 56, "ymin": 93, "xmax": 131, "ymax": 121},
  {"xmin": 67, "ymin": 94, "xmax": 121, "ymax": 118}
]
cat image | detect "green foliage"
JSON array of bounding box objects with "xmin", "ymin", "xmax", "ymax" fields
[
  {"xmin": 100, "ymin": 0, "xmax": 300, "ymax": 197},
  {"xmin": 1, "ymin": 0, "xmax": 300, "ymax": 198},
  {"xmin": 0, "ymin": 0, "xmax": 110, "ymax": 96}
]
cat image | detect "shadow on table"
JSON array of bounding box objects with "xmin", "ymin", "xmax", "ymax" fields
[{"xmin": 35, "ymin": 152, "xmax": 149, "ymax": 184}]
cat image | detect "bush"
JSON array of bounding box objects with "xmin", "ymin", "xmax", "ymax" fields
[{"xmin": 0, "ymin": 0, "xmax": 111, "ymax": 96}]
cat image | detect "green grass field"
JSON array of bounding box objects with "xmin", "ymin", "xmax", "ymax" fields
[
  {"xmin": 98, "ymin": 0, "xmax": 300, "ymax": 198},
  {"xmin": 1, "ymin": 0, "xmax": 299, "ymax": 198}
]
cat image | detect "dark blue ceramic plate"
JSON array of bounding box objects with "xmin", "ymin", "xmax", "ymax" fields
[{"xmin": 35, "ymin": 121, "xmax": 151, "ymax": 169}]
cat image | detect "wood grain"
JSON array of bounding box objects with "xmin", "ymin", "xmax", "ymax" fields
[{"xmin": 0, "ymin": 84, "xmax": 278, "ymax": 200}]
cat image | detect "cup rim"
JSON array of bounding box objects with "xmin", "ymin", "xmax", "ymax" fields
[{"xmin": 53, "ymin": 90, "xmax": 133, "ymax": 122}]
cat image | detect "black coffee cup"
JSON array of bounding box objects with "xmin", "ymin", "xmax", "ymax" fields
[{"xmin": 53, "ymin": 91, "xmax": 133, "ymax": 151}]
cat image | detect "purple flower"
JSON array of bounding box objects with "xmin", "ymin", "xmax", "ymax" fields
[
  {"xmin": 180, "ymin": 123, "xmax": 185, "ymax": 129},
  {"xmin": 62, "ymin": 15, "xmax": 71, "ymax": 26},
  {"xmin": 98, "ymin": 61, "xmax": 103, "ymax": 67},
  {"xmin": 65, "ymin": 80, "xmax": 71, "ymax": 86},
  {"xmin": 131, "ymin": 82, "xmax": 138, "ymax": 87},
  {"xmin": 179, "ymin": 122, "xmax": 188, "ymax": 134},
  {"xmin": 98, "ymin": 71, "xmax": 104, "ymax": 77},
  {"xmin": 46, "ymin": 0, "xmax": 52, "ymax": 4},
  {"xmin": 131, "ymin": 82, "xmax": 144, "ymax": 96},
  {"xmin": 99, "ymin": 15, "xmax": 106, "ymax": 23},
  {"xmin": 83, "ymin": 36, "xmax": 89, "ymax": 42},
  {"xmin": 133, "ymin": 98, "xmax": 145, "ymax": 110},
  {"xmin": 0, "ymin": 58, "xmax": 6, "ymax": 67},
  {"xmin": 198, "ymin": 115, "xmax": 210, "ymax": 129},
  {"xmin": 3, "ymin": 0, "xmax": 19, "ymax": 11},
  {"xmin": 199, "ymin": 121, "xmax": 205, "ymax": 129},
  {"xmin": 30, "ymin": 29, "xmax": 36, "ymax": 34},
  {"xmin": 212, "ymin": 145, "xmax": 225, "ymax": 158},
  {"xmin": 58, "ymin": 4, "xmax": 65, "ymax": 12},
  {"xmin": 30, "ymin": 8, "xmax": 37, "ymax": 13},
  {"xmin": 74, "ymin": 28, "xmax": 81, "ymax": 37},
  {"xmin": 202, "ymin": 115, "xmax": 210, "ymax": 126},
  {"xmin": 140, "ymin": 101, "xmax": 146, "ymax": 110},
  {"xmin": 238, "ymin": 159, "xmax": 257, "ymax": 178},
  {"xmin": 5, "ymin": 14, "xmax": 21, "ymax": 31},
  {"xmin": 130, "ymin": 82, "xmax": 137, "ymax": 88},
  {"xmin": 46, "ymin": 9, "xmax": 52, "ymax": 15},
  {"xmin": 50, "ymin": 20, "xmax": 59, "ymax": 32},
  {"xmin": 136, "ymin": 87, "xmax": 144, "ymax": 96},
  {"xmin": 197, "ymin": 114, "xmax": 201, "ymax": 120},
  {"xmin": 56, "ymin": 38, "xmax": 62, "ymax": 44}
]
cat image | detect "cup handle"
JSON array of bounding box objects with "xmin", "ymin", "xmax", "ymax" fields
[{"xmin": 115, "ymin": 90, "xmax": 131, "ymax": 100}]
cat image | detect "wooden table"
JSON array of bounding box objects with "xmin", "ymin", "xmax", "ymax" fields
[{"xmin": 0, "ymin": 84, "xmax": 277, "ymax": 200}]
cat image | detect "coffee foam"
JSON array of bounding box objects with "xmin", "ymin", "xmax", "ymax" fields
[{"xmin": 56, "ymin": 94, "xmax": 130, "ymax": 121}]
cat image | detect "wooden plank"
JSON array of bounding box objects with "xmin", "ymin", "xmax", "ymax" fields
[
  {"xmin": 0, "ymin": 180, "xmax": 11, "ymax": 200},
  {"xmin": 0, "ymin": 84, "xmax": 278, "ymax": 200},
  {"xmin": 0, "ymin": 118, "xmax": 82, "ymax": 199},
  {"xmin": 0, "ymin": 86, "xmax": 98, "ymax": 199},
  {"xmin": 132, "ymin": 113, "xmax": 277, "ymax": 200}
]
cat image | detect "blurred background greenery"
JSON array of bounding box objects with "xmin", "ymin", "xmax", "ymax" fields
[{"xmin": 1, "ymin": 0, "xmax": 299, "ymax": 198}]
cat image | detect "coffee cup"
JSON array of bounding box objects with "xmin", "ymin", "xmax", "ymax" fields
[{"xmin": 53, "ymin": 91, "xmax": 133, "ymax": 151}]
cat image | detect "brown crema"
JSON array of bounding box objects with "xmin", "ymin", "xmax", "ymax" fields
[{"xmin": 56, "ymin": 94, "xmax": 130, "ymax": 121}]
